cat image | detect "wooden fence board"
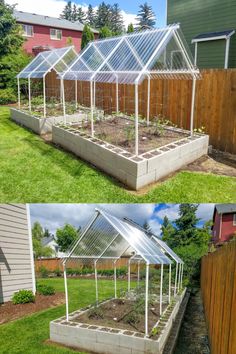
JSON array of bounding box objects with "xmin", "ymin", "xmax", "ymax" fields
[
  {"xmin": 45, "ymin": 69, "xmax": 236, "ymax": 154},
  {"xmin": 201, "ymin": 240, "xmax": 236, "ymax": 354}
]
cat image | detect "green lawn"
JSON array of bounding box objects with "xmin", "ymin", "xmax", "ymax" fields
[
  {"xmin": 0, "ymin": 278, "xmax": 130, "ymax": 354},
  {"xmin": 0, "ymin": 106, "xmax": 235, "ymax": 202}
]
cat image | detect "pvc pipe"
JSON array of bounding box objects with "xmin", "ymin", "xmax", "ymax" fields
[
  {"xmin": 128, "ymin": 261, "xmax": 131, "ymax": 292},
  {"xmin": 194, "ymin": 42, "xmax": 198, "ymax": 66},
  {"xmin": 137, "ymin": 261, "xmax": 140, "ymax": 289},
  {"xmin": 168, "ymin": 263, "xmax": 171, "ymax": 304},
  {"xmin": 178, "ymin": 263, "xmax": 181, "ymax": 292},
  {"xmin": 174, "ymin": 262, "xmax": 178, "ymax": 297},
  {"xmin": 17, "ymin": 78, "xmax": 20, "ymax": 109},
  {"xmin": 225, "ymin": 37, "xmax": 230, "ymax": 69},
  {"xmin": 145, "ymin": 263, "xmax": 149, "ymax": 337},
  {"xmin": 135, "ymin": 83, "xmax": 139, "ymax": 156},
  {"xmin": 160, "ymin": 263, "xmax": 163, "ymax": 316},
  {"xmin": 180, "ymin": 264, "xmax": 184, "ymax": 290},
  {"xmin": 190, "ymin": 77, "xmax": 196, "ymax": 136},
  {"xmin": 90, "ymin": 81, "xmax": 94, "ymax": 137},
  {"xmin": 28, "ymin": 78, "xmax": 31, "ymax": 112},
  {"xmin": 61, "ymin": 79, "xmax": 66, "ymax": 122},
  {"xmin": 116, "ymin": 79, "xmax": 119, "ymax": 113},
  {"xmin": 147, "ymin": 76, "xmax": 150, "ymax": 126},
  {"xmin": 43, "ymin": 75, "xmax": 46, "ymax": 118},
  {"xmin": 93, "ymin": 80, "xmax": 96, "ymax": 108},
  {"xmin": 60, "ymin": 79, "xmax": 63, "ymax": 105},
  {"xmin": 75, "ymin": 80, "xmax": 78, "ymax": 109},
  {"xmin": 114, "ymin": 261, "xmax": 117, "ymax": 299},
  {"xmin": 95, "ymin": 260, "xmax": 98, "ymax": 304},
  {"xmin": 63, "ymin": 265, "xmax": 69, "ymax": 321}
]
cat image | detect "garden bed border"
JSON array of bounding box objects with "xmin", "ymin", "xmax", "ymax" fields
[{"xmin": 50, "ymin": 289, "xmax": 186, "ymax": 354}]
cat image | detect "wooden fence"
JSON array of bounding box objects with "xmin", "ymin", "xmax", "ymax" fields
[
  {"xmin": 45, "ymin": 69, "xmax": 236, "ymax": 154},
  {"xmin": 201, "ymin": 240, "xmax": 236, "ymax": 354},
  {"xmin": 35, "ymin": 257, "xmax": 132, "ymax": 272}
]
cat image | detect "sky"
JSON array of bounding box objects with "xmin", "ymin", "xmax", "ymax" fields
[
  {"xmin": 6, "ymin": 0, "xmax": 167, "ymax": 29},
  {"xmin": 30, "ymin": 204, "xmax": 215, "ymax": 236}
]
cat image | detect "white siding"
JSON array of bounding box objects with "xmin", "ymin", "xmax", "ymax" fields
[{"xmin": 0, "ymin": 204, "xmax": 35, "ymax": 303}]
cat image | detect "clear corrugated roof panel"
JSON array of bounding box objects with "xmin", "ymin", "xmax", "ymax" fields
[
  {"xmin": 17, "ymin": 46, "xmax": 77, "ymax": 79},
  {"xmin": 61, "ymin": 24, "xmax": 199, "ymax": 84},
  {"xmin": 65, "ymin": 209, "xmax": 172, "ymax": 265},
  {"xmin": 151, "ymin": 237, "xmax": 183, "ymax": 264}
]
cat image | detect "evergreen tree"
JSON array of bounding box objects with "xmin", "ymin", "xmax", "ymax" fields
[
  {"xmin": 127, "ymin": 23, "xmax": 134, "ymax": 34},
  {"xmin": 81, "ymin": 24, "xmax": 94, "ymax": 49},
  {"xmin": 175, "ymin": 204, "xmax": 199, "ymax": 246},
  {"xmin": 60, "ymin": 1, "xmax": 73, "ymax": 21},
  {"xmin": 76, "ymin": 7, "xmax": 86, "ymax": 24},
  {"xmin": 136, "ymin": 2, "xmax": 156, "ymax": 29},
  {"xmin": 86, "ymin": 4, "xmax": 95, "ymax": 27},
  {"xmin": 95, "ymin": 2, "xmax": 112, "ymax": 29},
  {"xmin": 99, "ymin": 26, "xmax": 112, "ymax": 39},
  {"xmin": 161, "ymin": 215, "xmax": 175, "ymax": 247},
  {"xmin": 110, "ymin": 3, "xmax": 124, "ymax": 35},
  {"xmin": 71, "ymin": 4, "xmax": 78, "ymax": 21}
]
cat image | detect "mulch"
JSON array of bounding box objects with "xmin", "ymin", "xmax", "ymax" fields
[{"xmin": 0, "ymin": 293, "xmax": 65, "ymax": 325}]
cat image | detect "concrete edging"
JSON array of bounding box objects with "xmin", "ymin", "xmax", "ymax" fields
[{"xmin": 52, "ymin": 124, "xmax": 209, "ymax": 190}]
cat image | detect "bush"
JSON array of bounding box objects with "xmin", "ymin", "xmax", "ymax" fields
[
  {"xmin": 0, "ymin": 88, "xmax": 17, "ymax": 104},
  {"xmin": 12, "ymin": 290, "xmax": 35, "ymax": 304},
  {"xmin": 39, "ymin": 265, "xmax": 49, "ymax": 278},
  {"xmin": 54, "ymin": 268, "xmax": 62, "ymax": 277},
  {"xmin": 37, "ymin": 284, "xmax": 55, "ymax": 296}
]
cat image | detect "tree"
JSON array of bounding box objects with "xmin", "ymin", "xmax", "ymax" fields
[
  {"xmin": 56, "ymin": 224, "xmax": 79, "ymax": 252},
  {"xmin": 99, "ymin": 26, "xmax": 112, "ymax": 39},
  {"xmin": 175, "ymin": 204, "xmax": 200, "ymax": 246},
  {"xmin": 161, "ymin": 216, "xmax": 175, "ymax": 247},
  {"xmin": 95, "ymin": 2, "xmax": 112, "ymax": 29},
  {"xmin": 81, "ymin": 24, "xmax": 94, "ymax": 49},
  {"xmin": 110, "ymin": 3, "xmax": 124, "ymax": 35},
  {"xmin": 76, "ymin": 7, "xmax": 86, "ymax": 24},
  {"xmin": 127, "ymin": 23, "xmax": 134, "ymax": 34},
  {"xmin": 143, "ymin": 220, "xmax": 152, "ymax": 233},
  {"xmin": 136, "ymin": 2, "xmax": 156, "ymax": 29},
  {"xmin": 60, "ymin": 1, "xmax": 73, "ymax": 21},
  {"xmin": 86, "ymin": 4, "xmax": 95, "ymax": 27},
  {"xmin": 32, "ymin": 222, "xmax": 54, "ymax": 258},
  {"xmin": 72, "ymin": 4, "xmax": 78, "ymax": 21}
]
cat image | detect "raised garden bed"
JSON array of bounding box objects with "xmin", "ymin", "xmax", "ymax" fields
[
  {"xmin": 10, "ymin": 108, "xmax": 86, "ymax": 135},
  {"xmin": 50, "ymin": 289, "xmax": 186, "ymax": 354},
  {"xmin": 52, "ymin": 119, "xmax": 209, "ymax": 190}
]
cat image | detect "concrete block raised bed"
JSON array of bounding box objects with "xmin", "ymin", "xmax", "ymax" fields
[
  {"xmin": 10, "ymin": 108, "xmax": 86, "ymax": 135},
  {"xmin": 50, "ymin": 289, "xmax": 187, "ymax": 354},
  {"xmin": 52, "ymin": 124, "xmax": 209, "ymax": 190}
]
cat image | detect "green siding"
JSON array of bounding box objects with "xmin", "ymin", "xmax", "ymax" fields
[{"xmin": 167, "ymin": 0, "xmax": 236, "ymax": 68}]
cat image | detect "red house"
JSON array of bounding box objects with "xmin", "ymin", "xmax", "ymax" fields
[
  {"xmin": 14, "ymin": 10, "xmax": 98, "ymax": 55},
  {"xmin": 212, "ymin": 204, "xmax": 236, "ymax": 244}
]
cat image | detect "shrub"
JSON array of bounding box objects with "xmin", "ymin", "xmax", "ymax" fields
[
  {"xmin": 37, "ymin": 284, "xmax": 55, "ymax": 296},
  {"xmin": 0, "ymin": 88, "xmax": 17, "ymax": 104},
  {"xmin": 54, "ymin": 268, "xmax": 62, "ymax": 277},
  {"xmin": 39, "ymin": 265, "xmax": 49, "ymax": 278},
  {"xmin": 12, "ymin": 290, "xmax": 35, "ymax": 304}
]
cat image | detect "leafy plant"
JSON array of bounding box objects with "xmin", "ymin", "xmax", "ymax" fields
[
  {"xmin": 153, "ymin": 120, "xmax": 165, "ymax": 137},
  {"xmin": 39, "ymin": 265, "xmax": 49, "ymax": 278},
  {"xmin": 54, "ymin": 268, "xmax": 62, "ymax": 277},
  {"xmin": 0, "ymin": 88, "xmax": 16, "ymax": 104},
  {"xmin": 37, "ymin": 284, "xmax": 55, "ymax": 296},
  {"xmin": 88, "ymin": 306, "xmax": 104, "ymax": 319},
  {"xmin": 124, "ymin": 124, "xmax": 135, "ymax": 145},
  {"xmin": 194, "ymin": 126, "xmax": 206, "ymax": 134},
  {"xmin": 12, "ymin": 290, "xmax": 35, "ymax": 304}
]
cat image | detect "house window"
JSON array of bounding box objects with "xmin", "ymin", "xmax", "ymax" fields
[
  {"xmin": 233, "ymin": 214, "xmax": 236, "ymax": 226},
  {"xmin": 50, "ymin": 28, "xmax": 62, "ymax": 40},
  {"xmin": 22, "ymin": 24, "xmax": 33, "ymax": 37}
]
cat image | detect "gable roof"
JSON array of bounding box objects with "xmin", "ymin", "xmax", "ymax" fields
[
  {"xmin": 64, "ymin": 208, "xmax": 172, "ymax": 265},
  {"xmin": 14, "ymin": 10, "xmax": 98, "ymax": 33},
  {"xmin": 61, "ymin": 24, "xmax": 199, "ymax": 84},
  {"xmin": 215, "ymin": 204, "xmax": 236, "ymax": 215}
]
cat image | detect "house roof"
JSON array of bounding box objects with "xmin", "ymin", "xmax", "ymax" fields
[
  {"xmin": 215, "ymin": 204, "xmax": 236, "ymax": 215},
  {"xmin": 42, "ymin": 235, "xmax": 55, "ymax": 246},
  {"xmin": 64, "ymin": 208, "xmax": 173, "ymax": 265},
  {"xmin": 192, "ymin": 30, "xmax": 235, "ymax": 43},
  {"xmin": 14, "ymin": 10, "xmax": 98, "ymax": 33},
  {"xmin": 61, "ymin": 24, "xmax": 199, "ymax": 84}
]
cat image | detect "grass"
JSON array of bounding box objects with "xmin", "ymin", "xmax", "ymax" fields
[
  {"xmin": 0, "ymin": 106, "xmax": 235, "ymax": 202},
  {"xmin": 0, "ymin": 278, "xmax": 132, "ymax": 354}
]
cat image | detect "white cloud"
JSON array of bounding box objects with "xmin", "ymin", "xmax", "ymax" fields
[{"xmin": 6, "ymin": 0, "xmax": 137, "ymax": 29}]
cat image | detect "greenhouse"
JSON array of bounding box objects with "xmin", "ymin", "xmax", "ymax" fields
[
  {"xmin": 17, "ymin": 46, "xmax": 77, "ymax": 117},
  {"xmin": 50, "ymin": 209, "xmax": 185, "ymax": 354},
  {"xmin": 60, "ymin": 24, "xmax": 200, "ymax": 156}
]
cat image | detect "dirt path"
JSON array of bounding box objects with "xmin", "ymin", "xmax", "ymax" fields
[{"xmin": 174, "ymin": 289, "xmax": 210, "ymax": 354}]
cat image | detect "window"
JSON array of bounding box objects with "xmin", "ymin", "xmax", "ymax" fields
[
  {"xmin": 22, "ymin": 24, "xmax": 33, "ymax": 37},
  {"xmin": 50, "ymin": 28, "xmax": 62, "ymax": 40},
  {"xmin": 233, "ymin": 214, "xmax": 236, "ymax": 226}
]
